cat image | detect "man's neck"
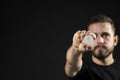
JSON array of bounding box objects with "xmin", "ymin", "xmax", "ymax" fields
[{"xmin": 92, "ymin": 54, "xmax": 114, "ymax": 66}]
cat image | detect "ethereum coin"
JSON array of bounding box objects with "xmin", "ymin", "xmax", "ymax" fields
[{"xmin": 83, "ymin": 35, "xmax": 94, "ymax": 45}]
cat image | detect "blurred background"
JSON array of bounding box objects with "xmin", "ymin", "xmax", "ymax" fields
[{"xmin": 2, "ymin": 1, "xmax": 120, "ymax": 80}]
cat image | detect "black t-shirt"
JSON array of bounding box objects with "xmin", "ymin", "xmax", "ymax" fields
[{"xmin": 65, "ymin": 58, "xmax": 120, "ymax": 80}]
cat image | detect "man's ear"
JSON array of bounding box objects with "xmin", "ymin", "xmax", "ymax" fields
[{"xmin": 114, "ymin": 35, "xmax": 119, "ymax": 46}]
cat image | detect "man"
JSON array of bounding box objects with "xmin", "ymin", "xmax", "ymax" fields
[{"xmin": 65, "ymin": 15, "xmax": 120, "ymax": 80}]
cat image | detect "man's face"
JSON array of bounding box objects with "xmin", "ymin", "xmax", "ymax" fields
[{"xmin": 88, "ymin": 22, "xmax": 118, "ymax": 60}]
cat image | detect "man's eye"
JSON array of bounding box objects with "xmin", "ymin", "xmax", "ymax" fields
[
  {"xmin": 102, "ymin": 33, "xmax": 109, "ymax": 38},
  {"xmin": 102, "ymin": 35, "xmax": 107, "ymax": 38}
]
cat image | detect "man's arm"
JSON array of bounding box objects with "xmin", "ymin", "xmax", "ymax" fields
[
  {"xmin": 65, "ymin": 30, "xmax": 87, "ymax": 77},
  {"xmin": 65, "ymin": 45, "xmax": 83, "ymax": 77},
  {"xmin": 64, "ymin": 30, "xmax": 95, "ymax": 77}
]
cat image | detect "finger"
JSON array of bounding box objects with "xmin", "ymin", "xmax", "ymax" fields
[
  {"xmin": 86, "ymin": 31, "xmax": 96, "ymax": 39},
  {"xmin": 73, "ymin": 30, "xmax": 87, "ymax": 44},
  {"xmin": 73, "ymin": 30, "xmax": 82, "ymax": 42},
  {"xmin": 72, "ymin": 30, "xmax": 82, "ymax": 47},
  {"xmin": 78, "ymin": 43, "xmax": 87, "ymax": 52},
  {"xmin": 80, "ymin": 30, "xmax": 86, "ymax": 41},
  {"xmin": 86, "ymin": 31, "xmax": 91, "ymax": 35}
]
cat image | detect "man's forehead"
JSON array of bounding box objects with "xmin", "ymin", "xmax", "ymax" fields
[{"xmin": 88, "ymin": 22, "xmax": 112, "ymax": 33}]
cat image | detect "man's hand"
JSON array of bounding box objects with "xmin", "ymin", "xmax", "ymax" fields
[{"xmin": 72, "ymin": 30, "xmax": 96, "ymax": 53}]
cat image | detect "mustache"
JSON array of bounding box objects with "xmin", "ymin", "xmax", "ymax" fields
[{"xmin": 94, "ymin": 45, "xmax": 107, "ymax": 50}]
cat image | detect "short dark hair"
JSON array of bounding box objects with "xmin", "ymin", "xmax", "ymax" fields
[{"xmin": 88, "ymin": 14, "xmax": 115, "ymax": 35}]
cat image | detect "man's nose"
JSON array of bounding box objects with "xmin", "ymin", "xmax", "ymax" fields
[{"xmin": 96, "ymin": 36, "xmax": 104, "ymax": 44}]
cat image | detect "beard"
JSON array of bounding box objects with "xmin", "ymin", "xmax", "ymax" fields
[{"xmin": 92, "ymin": 45, "xmax": 114, "ymax": 60}]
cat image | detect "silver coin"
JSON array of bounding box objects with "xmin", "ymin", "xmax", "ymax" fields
[{"xmin": 83, "ymin": 35, "xmax": 94, "ymax": 45}]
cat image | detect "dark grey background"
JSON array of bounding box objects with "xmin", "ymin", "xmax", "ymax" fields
[{"xmin": 2, "ymin": 1, "xmax": 120, "ymax": 80}]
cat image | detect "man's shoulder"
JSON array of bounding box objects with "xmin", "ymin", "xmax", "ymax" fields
[{"xmin": 112, "ymin": 59, "xmax": 120, "ymax": 68}]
